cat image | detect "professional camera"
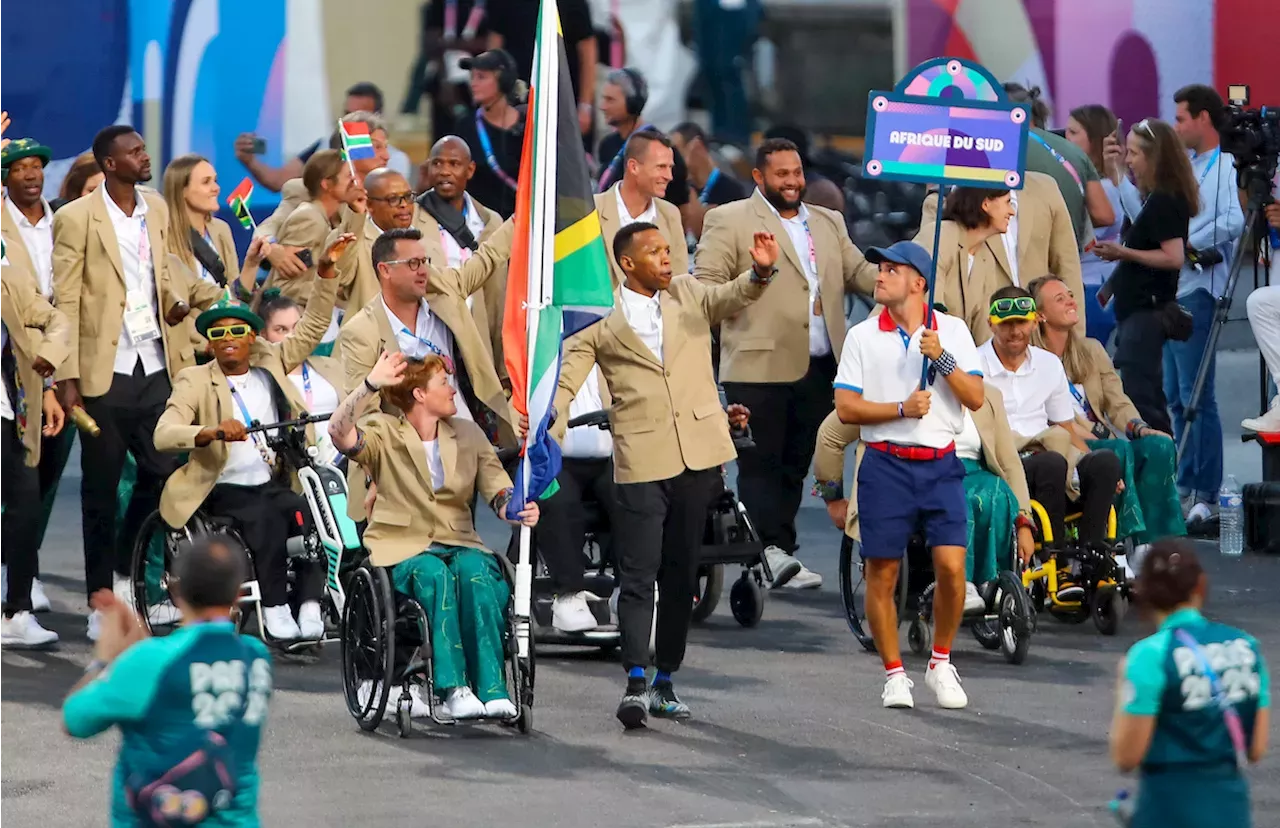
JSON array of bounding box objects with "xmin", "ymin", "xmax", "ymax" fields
[{"xmin": 1219, "ymin": 84, "xmax": 1280, "ymax": 200}]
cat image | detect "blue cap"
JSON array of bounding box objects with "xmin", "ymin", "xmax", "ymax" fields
[{"xmin": 864, "ymin": 240, "xmax": 934, "ymax": 279}]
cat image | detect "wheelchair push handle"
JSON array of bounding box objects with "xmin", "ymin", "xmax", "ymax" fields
[
  {"xmin": 566, "ymin": 409, "xmax": 611, "ymax": 430},
  {"xmin": 214, "ymin": 411, "xmax": 333, "ymax": 441}
]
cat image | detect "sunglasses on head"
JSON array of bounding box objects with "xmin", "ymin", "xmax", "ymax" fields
[
  {"xmin": 1135, "ymin": 119, "xmax": 1155, "ymax": 137},
  {"xmin": 205, "ymin": 323, "xmax": 254, "ymax": 341}
]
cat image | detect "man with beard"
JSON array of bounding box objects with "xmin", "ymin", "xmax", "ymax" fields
[
  {"xmin": 415, "ymin": 136, "xmax": 508, "ymax": 377},
  {"xmin": 694, "ymin": 137, "xmax": 877, "ymax": 590}
]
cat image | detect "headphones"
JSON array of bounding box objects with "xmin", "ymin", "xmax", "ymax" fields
[
  {"xmin": 608, "ymin": 67, "xmax": 648, "ymax": 118},
  {"xmin": 492, "ymin": 50, "xmax": 518, "ymax": 97}
]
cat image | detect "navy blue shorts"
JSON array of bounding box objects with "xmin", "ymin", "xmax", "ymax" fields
[{"xmin": 856, "ymin": 447, "xmax": 968, "ymax": 559}]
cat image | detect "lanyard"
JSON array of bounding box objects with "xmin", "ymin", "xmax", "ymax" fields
[
  {"xmin": 799, "ymin": 217, "xmax": 818, "ymax": 274},
  {"xmin": 1194, "ymin": 147, "xmax": 1221, "ymax": 187},
  {"xmin": 300, "ymin": 362, "xmax": 313, "ymax": 408},
  {"xmin": 1067, "ymin": 382, "xmax": 1098, "ymax": 422},
  {"xmin": 598, "ymin": 125, "xmax": 652, "ymax": 191},
  {"xmin": 130, "ymin": 217, "xmax": 152, "ymax": 292},
  {"xmin": 474, "ymin": 110, "xmax": 519, "ymax": 191},
  {"xmin": 197, "ymin": 230, "xmax": 215, "ymax": 283},
  {"xmin": 443, "ymin": 0, "xmax": 485, "ymax": 40},
  {"xmin": 1029, "ymin": 133, "xmax": 1083, "ymax": 195},
  {"xmin": 699, "ymin": 168, "xmax": 721, "ymax": 206},
  {"xmin": 227, "ymin": 377, "xmax": 273, "ymax": 464},
  {"xmin": 1172, "ymin": 628, "xmax": 1250, "ymax": 770}
]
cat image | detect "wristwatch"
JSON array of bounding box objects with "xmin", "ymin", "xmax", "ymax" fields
[{"xmin": 750, "ymin": 264, "xmax": 778, "ymax": 284}]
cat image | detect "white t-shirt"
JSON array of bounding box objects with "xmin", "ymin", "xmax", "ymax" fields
[
  {"xmin": 382, "ymin": 297, "xmax": 474, "ymax": 422},
  {"xmin": 978, "ymin": 341, "xmax": 1075, "ymax": 439},
  {"xmin": 289, "ymin": 362, "xmax": 340, "ymax": 464},
  {"xmin": 563, "ymin": 367, "xmax": 613, "ymax": 459},
  {"xmin": 220, "ymin": 368, "xmax": 278, "ymax": 486},
  {"xmin": 833, "ymin": 308, "xmax": 982, "ymax": 449},
  {"xmin": 757, "ymin": 189, "xmax": 830, "ymax": 357},
  {"xmin": 420, "ymin": 439, "xmax": 446, "ymax": 490},
  {"xmin": 955, "ymin": 411, "xmax": 982, "ymax": 460}
]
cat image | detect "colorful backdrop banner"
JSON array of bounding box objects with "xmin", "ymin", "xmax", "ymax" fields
[{"xmin": 863, "ymin": 57, "xmax": 1031, "ymax": 189}]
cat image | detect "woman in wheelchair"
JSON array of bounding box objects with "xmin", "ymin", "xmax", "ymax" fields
[
  {"xmin": 154, "ymin": 234, "xmax": 353, "ymax": 642},
  {"xmin": 814, "ymin": 384, "xmax": 1036, "ymax": 613},
  {"xmin": 1029, "ymin": 275, "xmax": 1185, "ymax": 565},
  {"xmin": 329, "ymin": 350, "xmax": 538, "ymax": 720}
]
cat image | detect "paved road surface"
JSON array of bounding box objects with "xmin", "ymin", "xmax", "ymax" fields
[{"xmin": 4, "ymin": 351, "xmax": 1278, "ymax": 827}]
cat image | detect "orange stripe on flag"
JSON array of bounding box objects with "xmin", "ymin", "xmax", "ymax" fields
[{"xmin": 502, "ymin": 87, "xmax": 539, "ymax": 418}]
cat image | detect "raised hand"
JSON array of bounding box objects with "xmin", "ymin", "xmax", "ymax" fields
[
  {"xmin": 368, "ymin": 349, "xmax": 407, "ymax": 390},
  {"xmin": 245, "ymin": 236, "xmax": 272, "ymax": 270},
  {"xmin": 749, "ymin": 231, "xmax": 780, "ymax": 273},
  {"xmin": 323, "ymin": 232, "xmax": 359, "ymax": 267}
]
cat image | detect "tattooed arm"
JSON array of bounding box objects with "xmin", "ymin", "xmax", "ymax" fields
[{"xmin": 330, "ymin": 350, "xmax": 406, "ymax": 453}]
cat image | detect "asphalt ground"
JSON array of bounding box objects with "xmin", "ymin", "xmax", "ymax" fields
[{"xmin": 3, "ymin": 350, "xmax": 1278, "ymax": 828}]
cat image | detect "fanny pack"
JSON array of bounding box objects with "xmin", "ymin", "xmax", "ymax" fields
[{"xmin": 1159, "ymin": 301, "xmax": 1194, "ymax": 342}]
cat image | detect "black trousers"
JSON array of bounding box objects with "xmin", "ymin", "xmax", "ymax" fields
[
  {"xmin": 535, "ymin": 456, "xmax": 617, "ymax": 593},
  {"xmin": 34, "ymin": 427, "xmax": 77, "ymax": 570},
  {"xmin": 3, "ymin": 418, "xmax": 40, "ymax": 615},
  {"xmin": 1022, "ymin": 448, "xmax": 1122, "ymax": 546},
  {"xmin": 1114, "ymin": 307, "xmax": 1172, "ymax": 434},
  {"xmin": 613, "ymin": 467, "xmax": 721, "ymax": 673},
  {"xmin": 81, "ymin": 365, "xmax": 181, "ymax": 602},
  {"xmin": 722, "ymin": 354, "xmax": 836, "ymax": 553},
  {"xmin": 204, "ymin": 482, "xmax": 321, "ymax": 607}
]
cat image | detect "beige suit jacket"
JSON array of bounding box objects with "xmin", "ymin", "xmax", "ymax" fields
[
  {"xmin": 254, "ymin": 179, "xmax": 309, "ymax": 241},
  {"xmin": 594, "ymin": 185, "xmax": 688, "ymax": 287},
  {"xmin": 348, "ymin": 414, "xmax": 512, "ymax": 567},
  {"xmin": 813, "ymin": 386, "xmax": 1030, "ymax": 539},
  {"xmin": 907, "ymin": 219, "xmax": 1005, "ymax": 344},
  {"xmin": 693, "ymin": 193, "xmax": 878, "ymax": 383},
  {"xmin": 172, "ymin": 218, "xmax": 241, "ymax": 353},
  {"xmin": 918, "ymin": 172, "xmax": 1086, "ymax": 337},
  {"xmin": 153, "ymin": 273, "xmax": 338, "ymax": 528},
  {"xmin": 1, "ymin": 263, "xmax": 72, "ymax": 466},
  {"xmin": 555, "ymin": 272, "xmax": 767, "ymax": 484},
  {"xmin": 264, "ymin": 200, "xmax": 366, "ymax": 308},
  {"xmin": 51, "ymin": 188, "xmax": 204, "ymax": 396},
  {"xmin": 327, "ymin": 215, "xmax": 385, "ymax": 323},
  {"xmin": 1, "ymin": 202, "xmax": 48, "ymax": 296}
]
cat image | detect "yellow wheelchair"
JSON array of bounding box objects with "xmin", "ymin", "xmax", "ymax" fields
[{"xmin": 1021, "ymin": 501, "xmax": 1129, "ymax": 635}]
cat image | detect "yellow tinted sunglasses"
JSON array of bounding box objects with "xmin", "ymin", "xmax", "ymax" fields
[{"xmin": 205, "ymin": 323, "xmax": 254, "ymax": 341}]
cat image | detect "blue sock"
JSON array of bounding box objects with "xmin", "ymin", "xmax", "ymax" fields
[
  {"xmin": 653, "ymin": 670, "xmax": 671, "ymax": 685},
  {"xmin": 628, "ymin": 666, "xmax": 646, "ymax": 680}
]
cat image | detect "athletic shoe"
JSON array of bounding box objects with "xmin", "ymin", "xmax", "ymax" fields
[
  {"xmin": 649, "ymin": 681, "xmax": 691, "ymax": 720},
  {"xmin": 963, "ymin": 582, "xmax": 985, "ymax": 614},
  {"xmin": 924, "ymin": 662, "xmax": 968, "ymax": 709},
  {"xmin": 86, "ymin": 609, "xmax": 103, "ymax": 642},
  {"xmin": 882, "ymin": 674, "xmax": 914, "ymax": 709},
  {"xmin": 30, "ymin": 578, "xmax": 50, "ymax": 613},
  {"xmin": 262, "ymin": 605, "xmax": 302, "ymax": 641},
  {"xmin": 552, "ymin": 591, "xmax": 597, "ymax": 633},
  {"xmin": 1056, "ymin": 582, "xmax": 1085, "ymax": 602},
  {"xmin": 112, "ymin": 572, "xmax": 137, "ymax": 610},
  {"xmin": 616, "ymin": 687, "xmax": 649, "ymax": 730},
  {"xmin": 1, "ymin": 611, "xmax": 58, "ymax": 648},
  {"xmin": 297, "ymin": 600, "xmax": 325, "ymax": 639},
  {"xmin": 440, "ymin": 686, "xmax": 485, "ymax": 719},
  {"xmin": 1243, "ymin": 397, "xmax": 1280, "ymax": 433},
  {"xmin": 763, "ymin": 546, "xmax": 802, "ymax": 588},
  {"xmin": 1186, "ymin": 501, "xmax": 1216, "ymax": 527},
  {"xmin": 483, "ymin": 697, "xmax": 518, "ymax": 718},
  {"xmin": 782, "ymin": 561, "xmax": 823, "ymax": 590}
]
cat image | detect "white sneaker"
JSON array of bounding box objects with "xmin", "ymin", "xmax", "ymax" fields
[
  {"xmin": 112, "ymin": 573, "xmax": 137, "ymax": 611},
  {"xmin": 764, "ymin": 546, "xmax": 802, "ymax": 588},
  {"xmin": 551, "ymin": 591, "xmax": 597, "ymax": 633},
  {"xmin": 1187, "ymin": 501, "xmax": 1214, "ymax": 526},
  {"xmin": 262, "ymin": 605, "xmax": 302, "ymax": 641},
  {"xmin": 1243, "ymin": 402, "xmax": 1280, "ymax": 433},
  {"xmin": 882, "ymin": 674, "xmax": 915, "ymax": 708},
  {"xmin": 30, "ymin": 578, "xmax": 51, "ymax": 613},
  {"xmin": 86, "ymin": 609, "xmax": 103, "ymax": 642},
  {"xmin": 963, "ymin": 582, "xmax": 985, "ymax": 614},
  {"xmin": 440, "ymin": 686, "xmax": 485, "ymax": 719},
  {"xmin": 925, "ymin": 662, "xmax": 969, "ymax": 709},
  {"xmin": 782, "ymin": 561, "xmax": 824, "ymax": 590},
  {"xmin": 147, "ymin": 600, "xmax": 183, "ymax": 627},
  {"xmin": 483, "ymin": 697, "xmax": 518, "ymax": 718},
  {"xmin": 297, "ymin": 600, "xmax": 325, "ymax": 639},
  {"xmin": 2, "ymin": 611, "xmax": 59, "ymax": 648}
]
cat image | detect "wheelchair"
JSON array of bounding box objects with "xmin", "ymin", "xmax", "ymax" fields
[
  {"xmin": 129, "ymin": 413, "xmax": 364, "ymax": 652},
  {"xmin": 839, "ymin": 528, "xmax": 1035, "ymax": 665},
  {"xmin": 339, "ymin": 557, "xmax": 534, "ymax": 736},
  {"xmin": 1021, "ymin": 502, "xmax": 1129, "ymax": 635}
]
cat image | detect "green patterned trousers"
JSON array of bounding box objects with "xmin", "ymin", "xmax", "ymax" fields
[
  {"xmin": 1088, "ymin": 435, "xmax": 1186, "ymax": 545},
  {"xmin": 961, "ymin": 458, "xmax": 1018, "ymax": 584},
  {"xmin": 390, "ymin": 545, "xmax": 511, "ymax": 702}
]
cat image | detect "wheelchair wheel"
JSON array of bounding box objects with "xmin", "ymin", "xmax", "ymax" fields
[
  {"xmin": 838, "ymin": 535, "xmax": 877, "ymax": 652},
  {"xmin": 691, "ymin": 565, "xmax": 723, "ymax": 622},
  {"xmin": 992, "ymin": 572, "xmax": 1033, "ymax": 664},
  {"xmin": 1091, "ymin": 587, "xmax": 1124, "ymax": 636},
  {"xmin": 341, "ymin": 567, "xmax": 396, "ymax": 731},
  {"xmin": 728, "ymin": 570, "xmax": 765, "ymax": 627},
  {"xmin": 130, "ymin": 511, "xmax": 183, "ymax": 636},
  {"xmin": 907, "ymin": 618, "xmax": 932, "ymax": 656}
]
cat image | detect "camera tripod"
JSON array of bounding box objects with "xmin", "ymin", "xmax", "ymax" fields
[{"xmin": 1179, "ymin": 177, "xmax": 1275, "ymax": 463}]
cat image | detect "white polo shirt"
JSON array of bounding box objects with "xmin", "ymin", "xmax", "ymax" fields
[
  {"xmin": 978, "ymin": 341, "xmax": 1074, "ymax": 439},
  {"xmin": 834, "ymin": 307, "xmax": 982, "ymax": 449}
]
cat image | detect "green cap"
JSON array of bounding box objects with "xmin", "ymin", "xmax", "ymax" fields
[
  {"xmin": 195, "ymin": 289, "xmax": 264, "ymax": 337},
  {"xmin": 2, "ymin": 138, "xmax": 52, "ymax": 170}
]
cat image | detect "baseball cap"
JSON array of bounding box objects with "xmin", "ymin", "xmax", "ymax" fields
[
  {"xmin": 863, "ymin": 240, "xmax": 934, "ymax": 279},
  {"xmin": 460, "ymin": 49, "xmax": 516, "ymax": 74}
]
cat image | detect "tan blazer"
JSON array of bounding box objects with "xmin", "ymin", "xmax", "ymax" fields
[
  {"xmin": 254, "ymin": 179, "xmax": 309, "ymax": 241},
  {"xmin": 348, "ymin": 414, "xmax": 512, "ymax": 566},
  {"xmin": 1, "ymin": 202, "xmax": 48, "ymax": 296},
  {"xmin": 812, "ymin": 385, "xmax": 1030, "ymax": 539},
  {"xmin": 327, "ymin": 214, "xmax": 385, "ymax": 323},
  {"xmin": 153, "ymin": 273, "xmax": 338, "ymax": 528},
  {"xmin": 264, "ymin": 200, "xmax": 365, "ymax": 308},
  {"xmin": 1076, "ymin": 337, "xmax": 1142, "ymax": 435},
  {"xmin": 51, "ymin": 188, "xmax": 205, "ymax": 396},
  {"xmin": 1, "ymin": 262, "xmax": 71, "ymax": 466},
  {"xmin": 908, "ymin": 219, "xmax": 1003, "ymax": 344},
  {"xmin": 555, "ymin": 272, "xmax": 768, "ymax": 484},
  {"xmin": 172, "ymin": 218, "xmax": 241, "ymax": 353},
  {"xmin": 918, "ymin": 172, "xmax": 1086, "ymax": 337},
  {"xmin": 693, "ymin": 193, "xmax": 878, "ymax": 383},
  {"xmin": 594, "ymin": 184, "xmax": 688, "ymax": 287}
]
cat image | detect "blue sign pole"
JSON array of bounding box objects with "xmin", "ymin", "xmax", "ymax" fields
[{"xmin": 922, "ymin": 182, "xmax": 946, "ymax": 386}]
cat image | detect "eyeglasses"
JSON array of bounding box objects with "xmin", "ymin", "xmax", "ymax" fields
[
  {"xmin": 205, "ymin": 323, "xmax": 254, "ymax": 341},
  {"xmin": 990, "ymin": 297, "xmax": 1036, "ymax": 315},
  {"xmin": 369, "ymin": 192, "xmax": 413, "ymax": 206},
  {"xmin": 383, "ymin": 257, "xmax": 429, "ymax": 272}
]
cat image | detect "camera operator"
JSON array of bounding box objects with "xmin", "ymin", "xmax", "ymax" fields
[
  {"xmin": 1106, "ymin": 86, "xmax": 1244, "ymax": 526},
  {"xmin": 1242, "ymin": 181, "xmax": 1280, "ymax": 432}
]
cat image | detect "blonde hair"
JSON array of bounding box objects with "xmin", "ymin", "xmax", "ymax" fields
[
  {"xmin": 303, "ymin": 149, "xmax": 346, "ymax": 200},
  {"xmin": 163, "ymin": 154, "xmax": 212, "ymax": 270},
  {"xmin": 1027, "ymin": 274, "xmax": 1091, "ymax": 384},
  {"xmin": 60, "ymin": 152, "xmax": 102, "ymax": 201},
  {"xmin": 381, "ymin": 354, "xmax": 451, "ymax": 414}
]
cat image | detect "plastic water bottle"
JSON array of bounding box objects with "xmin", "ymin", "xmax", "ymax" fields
[
  {"xmin": 1219, "ymin": 475, "xmax": 1244, "ymax": 557},
  {"xmin": 1108, "ymin": 790, "xmax": 1133, "ymax": 826}
]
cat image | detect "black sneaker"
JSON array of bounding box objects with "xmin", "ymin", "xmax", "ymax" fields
[
  {"xmin": 616, "ymin": 680, "xmax": 649, "ymax": 730},
  {"xmin": 649, "ymin": 681, "xmax": 691, "ymax": 720}
]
